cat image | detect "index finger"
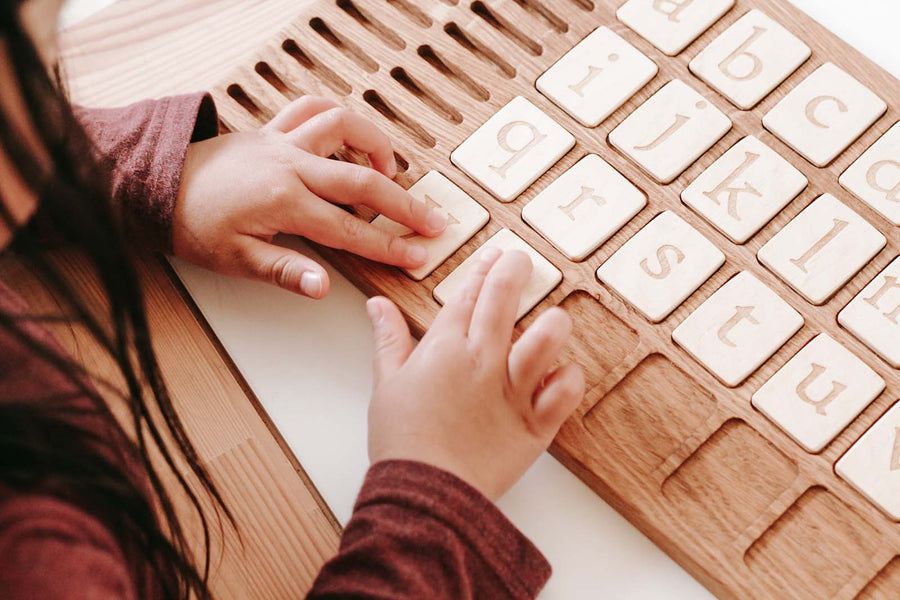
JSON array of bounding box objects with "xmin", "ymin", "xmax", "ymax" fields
[{"xmin": 468, "ymin": 250, "xmax": 533, "ymax": 351}]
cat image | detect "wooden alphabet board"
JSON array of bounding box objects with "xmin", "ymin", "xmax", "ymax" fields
[{"xmin": 209, "ymin": 0, "xmax": 900, "ymax": 597}]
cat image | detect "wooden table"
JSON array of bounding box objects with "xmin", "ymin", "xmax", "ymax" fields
[{"xmin": 0, "ymin": 1, "xmax": 342, "ymax": 597}]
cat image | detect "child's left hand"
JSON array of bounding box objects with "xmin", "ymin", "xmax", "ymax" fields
[{"xmin": 171, "ymin": 96, "xmax": 447, "ymax": 298}]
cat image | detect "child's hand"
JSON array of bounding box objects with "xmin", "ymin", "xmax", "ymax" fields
[
  {"xmin": 172, "ymin": 97, "xmax": 446, "ymax": 298},
  {"xmin": 366, "ymin": 249, "xmax": 585, "ymax": 501}
]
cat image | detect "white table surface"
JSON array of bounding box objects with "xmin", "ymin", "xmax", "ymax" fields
[{"xmin": 62, "ymin": 1, "xmax": 900, "ymax": 597}]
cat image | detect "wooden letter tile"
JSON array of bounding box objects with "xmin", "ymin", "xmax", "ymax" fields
[
  {"xmin": 689, "ymin": 9, "xmax": 810, "ymax": 110},
  {"xmin": 609, "ymin": 79, "xmax": 732, "ymax": 184},
  {"xmin": 372, "ymin": 171, "xmax": 490, "ymax": 281},
  {"xmin": 536, "ymin": 26, "xmax": 658, "ymax": 127},
  {"xmin": 616, "ymin": 0, "xmax": 735, "ymax": 57},
  {"xmin": 672, "ymin": 271, "xmax": 804, "ymax": 386},
  {"xmin": 597, "ymin": 210, "xmax": 724, "ymax": 322},
  {"xmin": 840, "ymin": 121, "xmax": 900, "ymax": 226},
  {"xmin": 757, "ymin": 193, "xmax": 886, "ymax": 305},
  {"xmin": 432, "ymin": 228, "xmax": 562, "ymax": 320},
  {"xmin": 681, "ymin": 136, "xmax": 808, "ymax": 244},
  {"xmin": 838, "ymin": 256, "xmax": 900, "ymax": 368},
  {"xmin": 522, "ymin": 154, "xmax": 646, "ymax": 261},
  {"xmin": 763, "ymin": 62, "xmax": 887, "ymax": 167},
  {"xmin": 752, "ymin": 333, "xmax": 885, "ymax": 453},
  {"xmin": 450, "ymin": 96, "xmax": 575, "ymax": 202},
  {"xmin": 836, "ymin": 400, "xmax": 900, "ymax": 521}
]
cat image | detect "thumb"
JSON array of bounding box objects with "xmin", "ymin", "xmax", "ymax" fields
[
  {"xmin": 367, "ymin": 296, "xmax": 414, "ymax": 384},
  {"xmin": 243, "ymin": 238, "xmax": 330, "ymax": 298},
  {"xmin": 532, "ymin": 364, "xmax": 585, "ymax": 439}
]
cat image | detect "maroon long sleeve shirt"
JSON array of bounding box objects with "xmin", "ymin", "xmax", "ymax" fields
[{"xmin": 0, "ymin": 94, "xmax": 551, "ymax": 599}]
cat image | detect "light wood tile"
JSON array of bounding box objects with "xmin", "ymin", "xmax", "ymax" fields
[
  {"xmin": 836, "ymin": 400, "xmax": 900, "ymax": 521},
  {"xmin": 536, "ymin": 26, "xmax": 658, "ymax": 127},
  {"xmin": 608, "ymin": 79, "xmax": 732, "ymax": 184},
  {"xmin": 372, "ymin": 171, "xmax": 490, "ymax": 280},
  {"xmin": 689, "ymin": 9, "xmax": 810, "ymax": 110},
  {"xmin": 672, "ymin": 271, "xmax": 804, "ymax": 386},
  {"xmin": 450, "ymin": 96, "xmax": 575, "ymax": 202},
  {"xmin": 763, "ymin": 62, "xmax": 887, "ymax": 167},
  {"xmin": 757, "ymin": 193, "xmax": 886, "ymax": 305},
  {"xmin": 616, "ymin": 0, "xmax": 735, "ymax": 56},
  {"xmin": 752, "ymin": 333, "xmax": 885, "ymax": 453},
  {"xmin": 432, "ymin": 228, "xmax": 562, "ymax": 320},
  {"xmin": 840, "ymin": 121, "xmax": 900, "ymax": 226},
  {"xmin": 522, "ymin": 154, "xmax": 646, "ymax": 261},
  {"xmin": 681, "ymin": 136, "xmax": 807, "ymax": 244},
  {"xmin": 839, "ymin": 256, "xmax": 900, "ymax": 368},
  {"xmin": 597, "ymin": 210, "xmax": 724, "ymax": 322}
]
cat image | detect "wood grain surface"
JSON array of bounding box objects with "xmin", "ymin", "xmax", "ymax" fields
[{"xmin": 209, "ymin": 0, "xmax": 900, "ymax": 597}]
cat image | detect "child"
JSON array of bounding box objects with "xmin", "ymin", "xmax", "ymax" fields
[{"xmin": 0, "ymin": 1, "xmax": 585, "ymax": 598}]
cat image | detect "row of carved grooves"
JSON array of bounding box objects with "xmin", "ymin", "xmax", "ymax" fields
[
  {"xmin": 282, "ymin": 39, "xmax": 352, "ymax": 95},
  {"xmin": 254, "ymin": 61, "xmax": 293, "ymax": 95},
  {"xmin": 393, "ymin": 151, "xmax": 409, "ymax": 172},
  {"xmin": 382, "ymin": 0, "xmax": 432, "ymax": 28},
  {"xmin": 510, "ymin": 0, "xmax": 567, "ymax": 33},
  {"xmin": 470, "ymin": 1, "xmax": 542, "ymax": 56},
  {"xmin": 226, "ymin": 83, "xmax": 264, "ymax": 120},
  {"xmin": 437, "ymin": 0, "xmax": 458, "ymax": 5},
  {"xmin": 362, "ymin": 90, "xmax": 436, "ymax": 148},
  {"xmin": 443, "ymin": 22, "xmax": 515, "ymax": 79},
  {"xmin": 336, "ymin": 0, "xmax": 405, "ymax": 50},
  {"xmin": 390, "ymin": 67, "xmax": 463, "ymax": 124},
  {"xmin": 417, "ymin": 45, "xmax": 490, "ymax": 101},
  {"xmin": 310, "ymin": 17, "xmax": 378, "ymax": 73},
  {"xmin": 568, "ymin": 0, "xmax": 593, "ymax": 11}
]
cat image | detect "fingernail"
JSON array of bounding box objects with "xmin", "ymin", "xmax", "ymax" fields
[
  {"xmin": 300, "ymin": 271, "xmax": 323, "ymax": 298},
  {"xmin": 480, "ymin": 247, "xmax": 502, "ymax": 264},
  {"xmin": 407, "ymin": 244, "xmax": 428, "ymax": 265},
  {"xmin": 366, "ymin": 298, "xmax": 383, "ymax": 325},
  {"xmin": 426, "ymin": 208, "xmax": 447, "ymax": 233}
]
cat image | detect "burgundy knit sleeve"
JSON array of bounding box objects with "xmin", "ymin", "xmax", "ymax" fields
[
  {"xmin": 74, "ymin": 93, "xmax": 219, "ymax": 252},
  {"xmin": 308, "ymin": 460, "xmax": 551, "ymax": 600}
]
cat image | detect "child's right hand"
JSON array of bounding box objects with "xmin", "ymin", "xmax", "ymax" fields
[{"xmin": 366, "ymin": 248, "xmax": 585, "ymax": 501}]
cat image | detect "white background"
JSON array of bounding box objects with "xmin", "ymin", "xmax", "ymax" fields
[{"xmin": 59, "ymin": 1, "xmax": 900, "ymax": 597}]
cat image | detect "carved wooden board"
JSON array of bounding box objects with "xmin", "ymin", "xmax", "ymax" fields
[{"xmin": 209, "ymin": 0, "xmax": 900, "ymax": 597}]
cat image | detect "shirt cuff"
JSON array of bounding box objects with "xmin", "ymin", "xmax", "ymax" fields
[{"xmin": 359, "ymin": 460, "xmax": 552, "ymax": 599}]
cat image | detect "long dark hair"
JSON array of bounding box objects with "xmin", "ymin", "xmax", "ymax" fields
[{"xmin": 0, "ymin": 4, "xmax": 230, "ymax": 598}]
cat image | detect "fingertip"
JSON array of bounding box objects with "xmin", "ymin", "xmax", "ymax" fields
[{"xmin": 406, "ymin": 243, "xmax": 429, "ymax": 267}]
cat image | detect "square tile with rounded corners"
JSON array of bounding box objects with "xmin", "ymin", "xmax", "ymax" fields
[
  {"xmin": 839, "ymin": 256, "xmax": 900, "ymax": 368},
  {"xmin": 522, "ymin": 154, "xmax": 646, "ymax": 261},
  {"xmin": 836, "ymin": 400, "xmax": 900, "ymax": 521},
  {"xmin": 536, "ymin": 26, "xmax": 658, "ymax": 128},
  {"xmin": 433, "ymin": 228, "xmax": 562, "ymax": 320},
  {"xmin": 609, "ymin": 79, "xmax": 732, "ymax": 184},
  {"xmin": 757, "ymin": 193, "xmax": 885, "ymax": 305},
  {"xmin": 450, "ymin": 96, "xmax": 575, "ymax": 202},
  {"xmin": 616, "ymin": 0, "xmax": 735, "ymax": 56},
  {"xmin": 752, "ymin": 333, "xmax": 884, "ymax": 453},
  {"xmin": 597, "ymin": 210, "xmax": 724, "ymax": 322},
  {"xmin": 840, "ymin": 121, "xmax": 900, "ymax": 226},
  {"xmin": 372, "ymin": 171, "xmax": 489, "ymax": 281},
  {"xmin": 681, "ymin": 136, "xmax": 808, "ymax": 244},
  {"xmin": 689, "ymin": 9, "xmax": 810, "ymax": 110},
  {"xmin": 763, "ymin": 62, "xmax": 887, "ymax": 167},
  {"xmin": 672, "ymin": 271, "xmax": 804, "ymax": 387}
]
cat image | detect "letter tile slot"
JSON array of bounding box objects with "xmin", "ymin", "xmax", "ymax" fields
[
  {"xmin": 763, "ymin": 62, "xmax": 887, "ymax": 167},
  {"xmin": 682, "ymin": 136, "xmax": 808, "ymax": 244},
  {"xmin": 662, "ymin": 420, "xmax": 798, "ymax": 546},
  {"xmin": 616, "ymin": 0, "xmax": 735, "ymax": 57},
  {"xmin": 372, "ymin": 171, "xmax": 490, "ymax": 280},
  {"xmin": 609, "ymin": 79, "xmax": 732, "ymax": 184},
  {"xmin": 689, "ymin": 9, "xmax": 810, "ymax": 110},
  {"xmin": 752, "ymin": 333, "xmax": 885, "ymax": 453},
  {"xmin": 840, "ymin": 121, "xmax": 900, "ymax": 226},
  {"xmin": 518, "ymin": 291, "xmax": 640, "ymax": 392},
  {"xmin": 598, "ymin": 211, "xmax": 725, "ymax": 322},
  {"xmin": 745, "ymin": 487, "xmax": 882, "ymax": 600},
  {"xmin": 583, "ymin": 354, "xmax": 717, "ymax": 476},
  {"xmin": 838, "ymin": 256, "xmax": 900, "ymax": 367},
  {"xmin": 522, "ymin": 154, "xmax": 646, "ymax": 261},
  {"xmin": 451, "ymin": 96, "xmax": 575, "ymax": 202},
  {"xmin": 672, "ymin": 271, "xmax": 804, "ymax": 387},
  {"xmin": 858, "ymin": 557, "xmax": 900, "ymax": 600}
]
